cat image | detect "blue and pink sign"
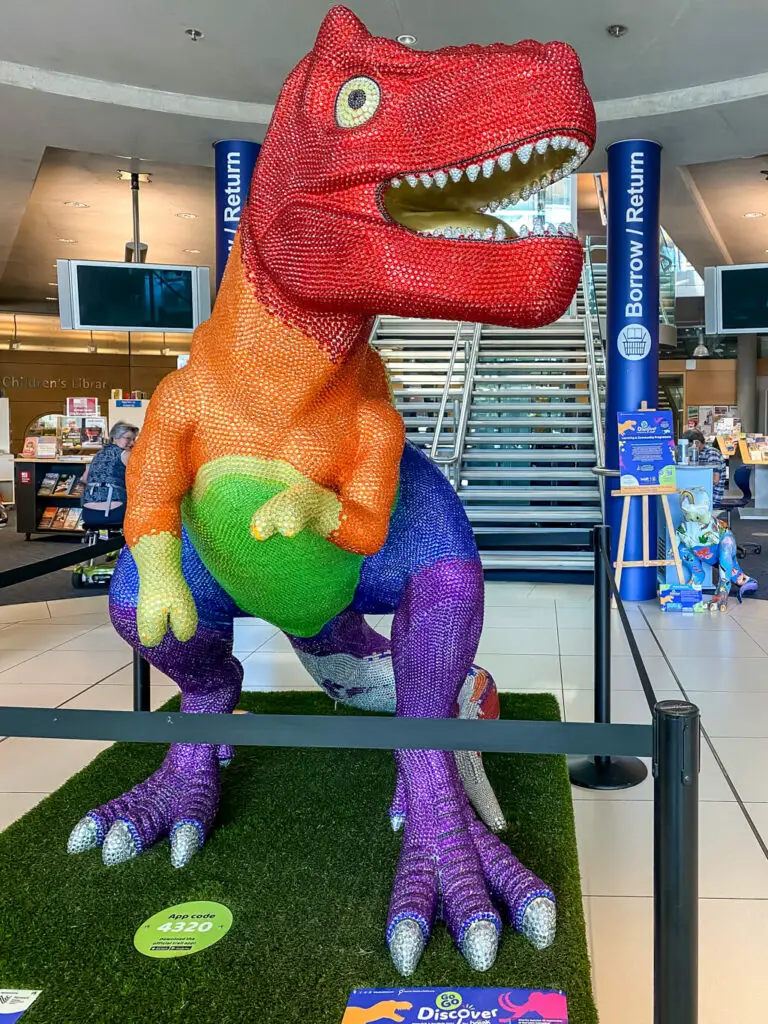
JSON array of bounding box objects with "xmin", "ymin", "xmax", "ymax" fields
[
  {"xmin": 617, "ymin": 409, "xmax": 676, "ymax": 489},
  {"xmin": 342, "ymin": 986, "xmax": 568, "ymax": 1023}
]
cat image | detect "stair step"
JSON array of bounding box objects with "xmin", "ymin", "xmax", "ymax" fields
[
  {"xmin": 462, "ymin": 449, "xmax": 596, "ymax": 462},
  {"xmin": 466, "ymin": 506, "xmax": 601, "ymax": 522},
  {"xmin": 465, "ymin": 432, "xmax": 595, "ymax": 445},
  {"xmin": 459, "ymin": 486, "xmax": 600, "ymax": 501},
  {"xmin": 472, "ymin": 373, "xmax": 589, "ymax": 383},
  {"xmin": 475, "ymin": 362, "xmax": 589, "ymax": 372},
  {"xmin": 472, "ymin": 389, "xmax": 590, "ymax": 399},
  {"xmin": 480, "ymin": 551, "xmax": 593, "ymax": 570},
  {"xmin": 469, "ymin": 410, "xmax": 593, "ymax": 421},
  {"xmin": 461, "ymin": 467, "xmax": 595, "ymax": 480}
]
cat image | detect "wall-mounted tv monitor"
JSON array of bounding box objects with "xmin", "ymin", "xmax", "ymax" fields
[
  {"xmin": 705, "ymin": 264, "xmax": 768, "ymax": 335},
  {"xmin": 57, "ymin": 260, "xmax": 211, "ymax": 334}
]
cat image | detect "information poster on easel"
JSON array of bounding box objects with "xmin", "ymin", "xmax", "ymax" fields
[{"xmin": 617, "ymin": 409, "xmax": 676, "ymax": 489}]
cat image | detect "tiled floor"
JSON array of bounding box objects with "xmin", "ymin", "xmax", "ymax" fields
[{"xmin": 1, "ymin": 583, "xmax": 768, "ymax": 1021}]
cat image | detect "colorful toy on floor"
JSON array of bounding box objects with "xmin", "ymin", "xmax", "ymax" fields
[
  {"xmin": 66, "ymin": 6, "xmax": 596, "ymax": 975},
  {"xmin": 675, "ymin": 488, "xmax": 757, "ymax": 607}
]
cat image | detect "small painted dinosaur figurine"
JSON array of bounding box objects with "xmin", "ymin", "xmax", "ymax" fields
[{"xmin": 67, "ymin": 7, "xmax": 595, "ymax": 975}]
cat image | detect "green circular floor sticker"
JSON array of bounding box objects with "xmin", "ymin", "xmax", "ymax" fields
[{"xmin": 134, "ymin": 901, "xmax": 232, "ymax": 959}]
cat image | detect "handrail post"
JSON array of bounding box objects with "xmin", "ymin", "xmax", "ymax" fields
[
  {"xmin": 654, "ymin": 700, "xmax": 699, "ymax": 1024},
  {"xmin": 133, "ymin": 651, "xmax": 151, "ymax": 712},
  {"xmin": 569, "ymin": 525, "xmax": 648, "ymax": 790}
]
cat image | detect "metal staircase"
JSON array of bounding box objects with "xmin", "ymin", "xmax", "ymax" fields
[{"xmin": 371, "ymin": 292, "xmax": 606, "ymax": 573}]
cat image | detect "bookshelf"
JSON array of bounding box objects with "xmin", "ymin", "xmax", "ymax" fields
[{"xmin": 14, "ymin": 457, "xmax": 92, "ymax": 540}]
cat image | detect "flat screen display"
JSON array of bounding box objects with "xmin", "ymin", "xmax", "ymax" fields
[
  {"xmin": 720, "ymin": 266, "xmax": 768, "ymax": 333},
  {"xmin": 76, "ymin": 264, "xmax": 195, "ymax": 331}
]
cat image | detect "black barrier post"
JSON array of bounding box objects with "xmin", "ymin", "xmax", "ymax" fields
[
  {"xmin": 132, "ymin": 652, "xmax": 151, "ymax": 712},
  {"xmin": 569, "ymin": 524, "xmax": 648, "ymax": 790},
  {"xmin": 654, "ymin": 700, "xmax": 699, "ymax": 1024}
]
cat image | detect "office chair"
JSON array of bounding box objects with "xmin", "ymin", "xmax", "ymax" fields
[{"xmin": 717, "ymin": 465, "xmax": 761, "ymax": 558}]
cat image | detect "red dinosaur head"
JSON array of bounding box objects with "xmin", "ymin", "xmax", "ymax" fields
[{"xmin": 245, "ymin": 6, "xmax": 595, "ymax": 333}]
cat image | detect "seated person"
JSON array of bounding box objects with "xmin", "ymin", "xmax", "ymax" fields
[
  {"xmin": 80, "ymin": 421, "xmax": 138, "ymax": 528},
  {"xmin": 682, "ymin": 428, "xmax": 727, "ymax": 508}
]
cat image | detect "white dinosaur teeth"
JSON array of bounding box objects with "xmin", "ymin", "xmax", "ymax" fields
[
  {"xmin": 466, "ymin": 164, "xmax": 480, "ymax": 182},
  {"xmin": 520, "ymin": 185, "xmax": 531, "ymax": 200},
  {"xmin": 473, "ymin": 229, "xmax": 483, "ymax": 239},
  {"xmin": 558, "ymin": 222, "xmax": 575, "ymax": 235},
  {"xmin": 507, "ymin": 191, "xmax": 520, "ymax": 205},
  {"xmin": 494, "ymin": 225, "xmax": 506, "ymax": 241},
  {"xmin": 390, "ymin": 177, "xmax": 402, "ymax": 188},
  {"xmin": 498, "ymin": 151, "xmax": 512, "ymax": 172},
  {"xmin": 482, "ymin": 158, "xmax": 496, "ymax": 178},
  {"xmin": 533, "ymin": 222, "xmax": 544, "ymax": 236},
  {"xmin": 518, "ymin": 225, "xmax": 529, "ymax": 237},
  {"xmin": 564, "ymin": 137, "xmax": 578, "ymax": 150},
  {"xmin": 576, "ymin": 141, "xmax": 589, "ymax": 159},
  {"xmin": 420, "ymin": 173, "xmax": 433, "ymax": 188},
  {"xmin": 433, "ymin": 170, "xmax": 448, "ymax": 189},
  {"xmin": 545, "ymin": 222, "xmax": 556, "ymax": 234},
  {"xmin": 535, "ymin": 137, "xmax": 549, "ymax": 155},
  {"xmin": 488, "ymin": 200, "xmax": 500, "ymax": 212},
  {"xmin": 517, "ymin": 144, "xmax": 533, "ymax": 164},
  {"xmin": 550, "ymin": 136, "xmax": 563, "ymax": 150},
  {"xmin": 483, "ymin": 227, "xmax": 494, "ymax": 239},
  {"xmin": 449, "ymin": 166, "xmax": 463, "ymax": 182},
  {"xmin": 405, "ymin": 174, "xmax": 419, "ymax": 188}
]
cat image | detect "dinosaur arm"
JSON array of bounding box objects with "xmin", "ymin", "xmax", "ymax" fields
[
  {"xmin": 123, "ymin": 372, "xmax": 199, "ymax": 646},
  {"xmin": 330, "ymin": 399, "xmax": 405, "ymax": 556}
]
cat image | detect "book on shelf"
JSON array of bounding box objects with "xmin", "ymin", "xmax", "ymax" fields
[
  {"xmin": 38, "ymin": 506, "xmax": 58, "ymax": 530},
  {"xmin": 38, "ymin": 472, "xmax": 60, "ymax": 496},
  {"xmin": 69, "ymin": 477, "xmax": 85, "ymax": 498},
  {"xmin": 52, "ymin": 473, "xmax": 77, "ymax": 496},
  {"xmin": 63, "ymin": 508, "xmax": 82, "ymax": 531},
  {"xmin": 51, "ymin": 507, "xmax": 70, "ymax": 530}
]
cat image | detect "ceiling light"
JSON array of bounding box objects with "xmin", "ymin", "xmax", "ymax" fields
[
  {"xmin": 117, "ymin": 169, "xmax": 152, "ymax": 183},
  {"xmin": 606, "ymin": 24, "xmax": 628, "ymax": 37},
  {"xmin": 64, "ymin": 201, "xmax": 90, "ymax": 208},
  {"xmin": 87, "ymin": 342, "xmax": 97, "ymax": 354},
  {"xmin": 45, "ymin": 296, "xmax": 58, "ymax": 302},
  {"xmin": 176, "ymin": 212, "xmax": 198, "ymax": 220},
  {"xmin": 57, "ymin": 237, "xmax": 77, "ymax": 243},
  {"xmin": 47, "ymin": 282, "xmax": 58, "ymax": 287},
  {"xmin": 743, "ymin": 211, "xmax": 765, "ymax": 218},
  {"xmin": 692, "ymin": 342, "xmax": 709, "ymax": 358},
  {"xmin": 161, "ymin": 346, "xmax": 171, "ymax": 357},
  {"xmin": 183, "ymin": 248, "xmax": 201, "ymax": 254},
  {"xmin": 9, "ymin": 340, "xmax": 20, "ymax": 350},
  {"xmin": 397, "ymin": 33, "xmax": 417, "ymax": 45},
  {"xmin": 185, "ymin": 28, "xmax": 204, "ymax": 42}
]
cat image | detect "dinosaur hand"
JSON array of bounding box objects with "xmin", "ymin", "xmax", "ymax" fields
[
  {"xmin": 342, "ymin": 1001, "xmax": 413, "ymax": 1024},
  {"xmin": 131, "ymin": 533, "xmax": 198, "ymax": 647},
  {"xmin": 250, "ymin": 482, "xmax": 341, "ymax": 541}
]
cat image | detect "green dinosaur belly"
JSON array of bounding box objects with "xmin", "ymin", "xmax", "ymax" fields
[{"xmin": 182, "ymin": 458, "xmax": 363, "ymax": 637}]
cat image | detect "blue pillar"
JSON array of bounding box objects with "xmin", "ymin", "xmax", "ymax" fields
[
  {"xmin": 213, "ymin": 140, "xmax": 260, "ymax": 291},
  {"xmin": 605, "ymin": 139, "xmax": 662, "ymax": 601}
]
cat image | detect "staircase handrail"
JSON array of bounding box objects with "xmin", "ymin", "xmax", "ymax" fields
[
  {"xmin": 429, "ymin": 321, "xmax": 480, "ymax": 467},
  {"xmin": 582, "ymin": 267, "xmax": 606, "ymax": 522}
]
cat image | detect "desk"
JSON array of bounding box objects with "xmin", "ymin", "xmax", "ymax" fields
[
  {"xmin": 736, "ymin": 440, "xmax": 768, "ymax": 520},
  {"xmin": 657, "ymin": 465, "xmax": 714, "ymax": 588}
]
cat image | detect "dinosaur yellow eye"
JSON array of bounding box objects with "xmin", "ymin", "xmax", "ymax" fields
[{"xmin": 335, "ymin": 76, "xmax": 380, "ymax": 128}]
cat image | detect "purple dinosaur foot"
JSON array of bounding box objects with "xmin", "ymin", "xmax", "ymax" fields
[
  {"xmin": 386, "ymin": 750, "xmax": 555, "ymax": 976},
  {"xmin": 67, "ymin": 743, "xmax": 220, "ymax": 869}
]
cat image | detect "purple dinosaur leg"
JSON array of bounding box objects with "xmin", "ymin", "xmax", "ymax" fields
[
  {"xmin": 288, "ymin": 607, "xmax": 505, "ymax": 832},
  {"xmin": 385, "ymin": 557, "xmax": 555, "ymax": 975},
  {"xmin": 67, "ymin": 534, "xmax": 242, "ymax": 868}
]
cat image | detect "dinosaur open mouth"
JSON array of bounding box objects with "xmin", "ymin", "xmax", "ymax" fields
[{"xmin": 382, "ymin": 130, "xmax": 591, "ymax": 241}]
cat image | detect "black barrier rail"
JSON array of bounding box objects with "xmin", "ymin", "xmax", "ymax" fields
[
  {"xmin": 0, "ymin": 536, "xmax": 124, "ymax": 590},
  {"xmin": 0, "ymin": 526, "xmax": 698, "ymax": 1024}
]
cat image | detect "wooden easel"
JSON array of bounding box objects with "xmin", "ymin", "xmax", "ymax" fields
[
  {"xmin": 613, "ymin": 484, "xmax": 685, "ymax": 594},
  {"xmin": 613, "ymin": 402, "xmax": 685, "ymax": 594}
]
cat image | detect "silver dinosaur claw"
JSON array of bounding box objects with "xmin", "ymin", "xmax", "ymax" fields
[
  {"xmin": 461, "ymin": 919, "xmax": 499, "ymax": 972},
  {"xmin": 67, "ymin": 816, "xmax": 101, "ymax": 854},
  {"xmin": 102, "ymin": 820, "xmax": 139, "ymax": 866},
  {"xmin": 521, "ymin": 896, "xmax": 557, "ymax": 950},
  {"xmin": 170, "ymin": 823, "xmax": 202, "ymax": 869},
  {"xmin": 389, "ymin": 919, "xmax": 426, "ymax": 976}
]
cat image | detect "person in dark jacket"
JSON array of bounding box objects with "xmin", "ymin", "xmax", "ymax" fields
[{"xmin": 80, "ymin": 421, "xmax": 138, "ymax": 527}]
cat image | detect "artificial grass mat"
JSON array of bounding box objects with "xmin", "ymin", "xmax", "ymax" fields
[{"xmin": 0, "ymin": 692, "xmax": 597, "ymax": 1024}]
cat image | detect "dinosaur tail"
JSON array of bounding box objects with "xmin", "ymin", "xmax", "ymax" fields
[{"xmin": 455, "ymin": 667, "xmax": 506, "ymax": 832}]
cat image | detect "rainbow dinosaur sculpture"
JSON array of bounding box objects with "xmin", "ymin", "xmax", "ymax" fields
[{"xmin": 67, "ymin": 7, "xmax": 595, "ymax": 974}]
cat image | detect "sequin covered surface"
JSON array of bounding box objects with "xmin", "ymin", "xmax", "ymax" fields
[{"xmin": 68, "ymin": 5, "xmax": 595, "ymax": 974}]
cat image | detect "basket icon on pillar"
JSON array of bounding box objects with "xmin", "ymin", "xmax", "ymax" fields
[{"xmin": 618, "ymin": 324, "xmax": 651, "ymax": 361}]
